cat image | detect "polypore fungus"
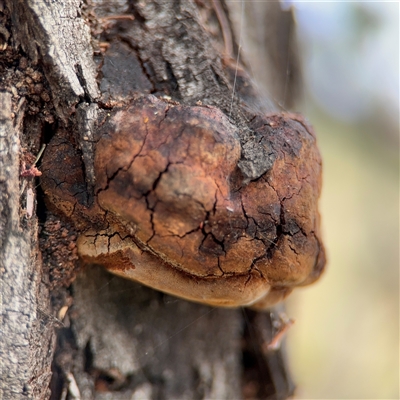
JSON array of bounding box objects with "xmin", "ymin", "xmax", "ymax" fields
[{"xmin": 42, "ymin": 95, "xmax": 325, "ymax": 309}]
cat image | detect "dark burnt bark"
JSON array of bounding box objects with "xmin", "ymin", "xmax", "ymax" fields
[{"xmin": 0, "ymin": 1, "xmax": 319, "ymax": 399}]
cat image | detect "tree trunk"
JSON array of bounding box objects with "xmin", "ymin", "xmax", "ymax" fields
[{"xmin": 1, "ymin": 1, "xmax": 301, "ymax": 399}]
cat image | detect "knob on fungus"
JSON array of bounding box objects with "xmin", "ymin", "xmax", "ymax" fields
[{"xmin": 41, "ymin": 95, "xmax": 325, "ymax": 309}]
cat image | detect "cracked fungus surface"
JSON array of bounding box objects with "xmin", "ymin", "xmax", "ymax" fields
[{"xmin": 42, "ymin": 95, "xmax": 325, "ymax": 309}]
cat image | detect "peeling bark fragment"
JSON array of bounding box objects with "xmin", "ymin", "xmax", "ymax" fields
[{"xmin": 42, "ymin": 95, "xmax": 325, "ymax": 309}]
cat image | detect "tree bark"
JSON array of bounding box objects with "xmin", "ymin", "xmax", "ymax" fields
[{"xmin": 1, "ymin": 1, "xmax": 303, "ymax": 399}]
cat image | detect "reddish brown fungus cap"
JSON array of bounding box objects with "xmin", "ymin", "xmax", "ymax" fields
[{"xmin": 42, "ymin": 95, "xmax": 325, "ymax": 309}]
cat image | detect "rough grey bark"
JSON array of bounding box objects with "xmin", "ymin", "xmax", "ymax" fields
[
  {"xmin": 1, "ymin": 1, "xmax": 300, "ymax": 399},
  {"xmin": 0, "ymin": 90, "xmax": 51, "ymax": 399},
  {"xmin": 0, "ymin": 87, "xmax": 56, "ymax": 400}
]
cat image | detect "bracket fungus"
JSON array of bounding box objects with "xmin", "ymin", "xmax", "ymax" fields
[{"xmin": 42, "ymin": 95, "xmax": 325, "ymax": 309}]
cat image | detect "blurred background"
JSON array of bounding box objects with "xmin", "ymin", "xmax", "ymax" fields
[
  {"xmin": 231, "ymin": 1, "xmax": 399, "ymax": 398},
  {"xmin": 287, "ymin": 2, "xmax": 399, "ymax": 399}
]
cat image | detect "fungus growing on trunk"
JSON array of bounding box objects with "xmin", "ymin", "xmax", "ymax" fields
[{"xmin": 42, "ymin": 95, "xmax": 325, "ymax": 309}]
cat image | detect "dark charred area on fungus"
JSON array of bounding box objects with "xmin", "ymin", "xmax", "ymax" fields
[
  {"xmin": 41, "ymin": 130, "xmax": 107, "ymax": 233},
  {"xmin": 41, "ymin": 93, "xmax": 325, "ymax": 308}
]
